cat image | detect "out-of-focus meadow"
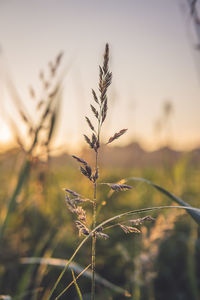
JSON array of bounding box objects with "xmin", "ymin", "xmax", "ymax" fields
[
  {"xmin": 1, "ymin": 132, "xmax": 200, "ymax": 300},
  {"xmin": 1, "ymin": 1, "xmax": 200, "ymax": 299}
]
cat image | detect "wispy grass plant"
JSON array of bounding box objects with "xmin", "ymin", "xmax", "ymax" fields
[{"xmin": 47, "ymin": 44, "xmax": 155, "ymax": 299}]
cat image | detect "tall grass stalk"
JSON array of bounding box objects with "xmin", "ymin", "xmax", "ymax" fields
[
  {"xmin": 91, "ymin": 151, "xmax": 98, "ymax": 300},
  {"xmin": 70, "ymin": 43, "xmax": 112, "ymax": 299}
]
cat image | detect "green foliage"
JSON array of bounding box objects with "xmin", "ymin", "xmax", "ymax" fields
[{"xmin": 1, "ymin": 150, "xmax": 200, "ymax": 299}]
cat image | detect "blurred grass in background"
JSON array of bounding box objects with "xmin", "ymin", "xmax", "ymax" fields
[{"xmin": 0, "ymin": 146, "xmax": 200, "ymax": 300}]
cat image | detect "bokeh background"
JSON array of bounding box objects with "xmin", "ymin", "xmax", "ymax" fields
[
  {"xmin": 1, "ymin": 0, "xmax": 200, "ymax": 152},
  {"xmin": 0, "ymin": 1, "xmax": 200, "ymax": 299}
]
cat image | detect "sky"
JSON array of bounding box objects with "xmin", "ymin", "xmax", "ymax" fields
[{"xmin": 0, "ymin": 0, "xmax": 200, "ymax": 153}]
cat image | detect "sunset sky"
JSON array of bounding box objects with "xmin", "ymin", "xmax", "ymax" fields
[{"xmin": 0, "ymin": 0, "xmax": 200, "ymax": 152}]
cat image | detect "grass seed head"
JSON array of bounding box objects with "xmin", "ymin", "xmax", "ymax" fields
[
  {"xmin": 107, "ymin": 129, "xmax": 128, "ymax": 145},
  {"xmin": 130, "ymin": 216, "xmax": 155, "ymax": 225},
  {"xmin": 65, "ymin": 195, "xmax": 76, "ymax": 213},
  {"xmin": 92, "ymin": 89, "xmax": 99, "ymax": 104},
  {"xmin": 90, "ymin": 104, "xmax": 99, "ymax": 119},
  {"xmin": 85, "ymin": 116, "xmax": 95, "ymax": 131},
  {"xmin": 72, "ymin": 155, "xmax": 88, "ymax": 166},
  {"xmin": 96, "ymin": 232, "xmax": 109, "ymax": 239},
  {"xmin": 107, "ymin": 183, "xmax": 133, "ymax": 192},
  {"xmin": 75, "ymin": 221, "xmax": 90, "ymax": 236},
  {"xmin": 64, "ymin": 189, "xmax": 80, "ymax": 198},
  {"xmin": 103, "ymin": 43, "xmax": 109, "ymax": 74},
  {"xmin": 76, "ymin": 207, "xmax": 87, "ymax": 223},
  {"xmin": 119, "ymin": 224, "xmax": 141, "ymax": 234}
]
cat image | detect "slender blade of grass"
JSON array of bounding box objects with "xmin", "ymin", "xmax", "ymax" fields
[
  {"xmin": 47, "ymin": 236, "xmax": 90, "ymax": 300},
  {"xmin": 71, "ymin": 269, "xmax": 83, "ymax": 300},
  {"xmin": 128, "ymin": 177, "xmax": 200, "ymax": 225},
  {"xmin": 21, "ymin": 257, "xmax": 130, "ymax": 297},
  {"xmin": 56, "ymin": 266, "xmax": 90, "ymax": 300}
]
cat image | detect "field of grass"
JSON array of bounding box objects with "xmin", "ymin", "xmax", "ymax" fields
[{"xmin": 0, "ymin": 147, "xmax": 200, "ymax": 300}]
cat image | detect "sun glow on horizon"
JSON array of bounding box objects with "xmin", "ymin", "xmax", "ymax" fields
[{"xmin": 0, "ymin": 121, "xmax": 13, "ymax": 144}]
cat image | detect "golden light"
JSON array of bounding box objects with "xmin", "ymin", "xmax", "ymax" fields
[{"xmin": 0, "ymin": 121, "xmax": 12, "ymax": 143}]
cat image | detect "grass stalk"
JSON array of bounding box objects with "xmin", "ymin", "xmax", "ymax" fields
[
  {"xmin": 55, "ymin": 264, "xmax": 91, "ymax": 300},
  {"xmin": 71, "ymin": 269, "xmax": 83, "ymax": 300},
  {"xmin": 91, "ymin": 151, "xmax": 98, "ymax": 300}
]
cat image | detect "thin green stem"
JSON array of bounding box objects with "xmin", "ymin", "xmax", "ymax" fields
[
  {"xmin": 71, "ymin": 270, "xmax": 83, "ymax": 300},
  {"xmin": 91, "ymin": 150, "xmax": 98, "ymax": 300},
  {"xmin": 47, "ymin": 235, "xmax": 90, "ymax": 300},
  {"xmin": 55, "ymin": 264, "xmax": 91, "ymax": 300},
  {"xmin": 91, "ymin": 95, "xmax": 101, "ymax": 300}
]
